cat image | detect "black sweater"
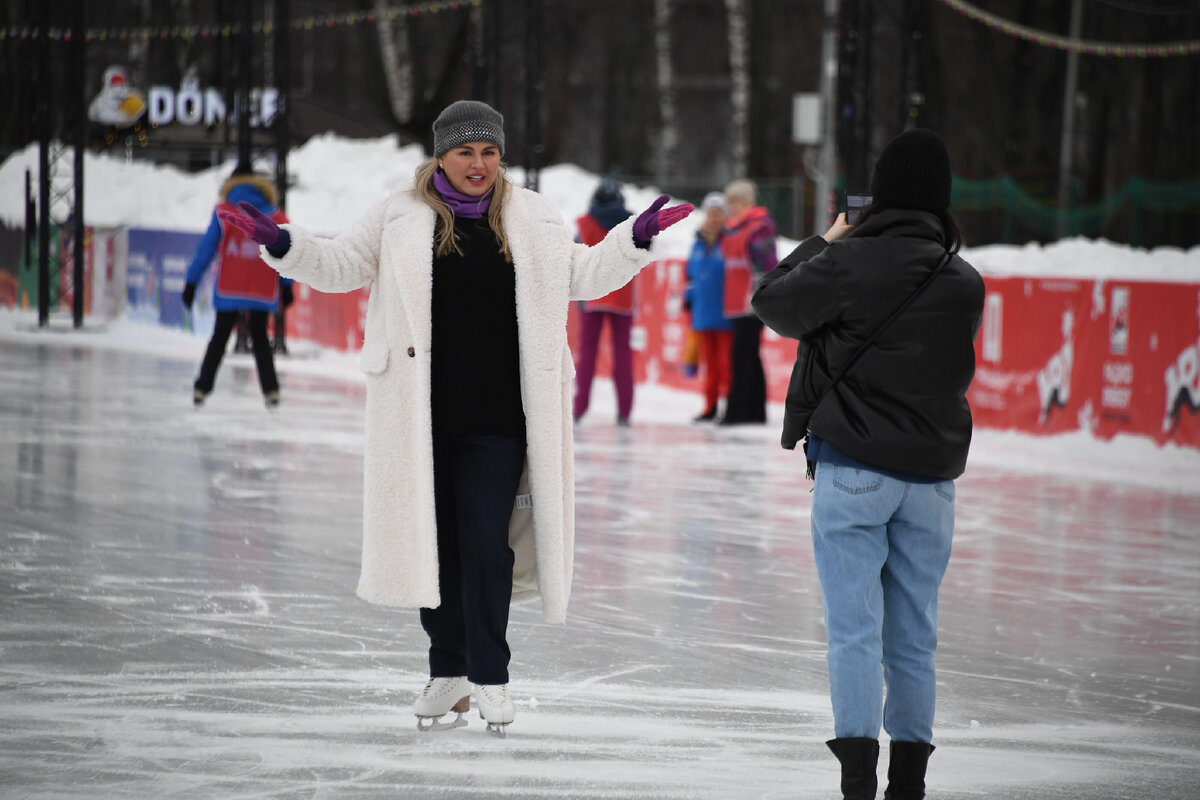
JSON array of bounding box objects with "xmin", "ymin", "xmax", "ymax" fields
[
  {"xmin": 752, "ymin": 210, "xmax": 985, "ymax": 480},
  {"xmin": 430, "ymin": 217, "xmax": 526, "ymax": 438}
]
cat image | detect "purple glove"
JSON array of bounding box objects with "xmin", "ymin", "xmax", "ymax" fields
[
  {"xmin": 632, "ymin": 194, "xmax": 695, "ymax": 242},
  {"xmin": 217, "ymin": 200, "xmax": 283, "ymax": 248}
]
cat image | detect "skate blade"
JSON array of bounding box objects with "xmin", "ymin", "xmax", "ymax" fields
[
  {"xmin": 479, "ymin": 710, "xmax": 513, "ymax": 738},
  {"xmin": 416, "ymin": 711, "xmax": 467, "ymax": 732}
]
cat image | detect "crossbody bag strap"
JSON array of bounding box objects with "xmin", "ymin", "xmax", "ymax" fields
[
  {"xmin": 803, "ymin": 249, "xmax": 953, "ymax": 480},
  {"xmin": 819, "ymin": 249, "xmax": 953, "ymax": 405}
]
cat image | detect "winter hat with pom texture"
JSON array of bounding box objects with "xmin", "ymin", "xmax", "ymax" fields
[
  {"xmin": 433, "ymin": 100, "xmax": 505, "ymax": 158},
  {"xmin": 871, "ymin": 128, "xmax": 952, "ymax": 213}
]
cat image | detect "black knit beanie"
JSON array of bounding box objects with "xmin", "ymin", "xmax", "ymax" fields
[
  {"xmin": 870, "ymin": 128, "xmax": 952, "ymax": 213},
  {"xmin": 432, "ymin": 100, "xmax": 505, "ymax": 157}
]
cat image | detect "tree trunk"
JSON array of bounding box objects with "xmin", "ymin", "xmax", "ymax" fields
[
  {"xmin": 654, "ymin": 0, "xmax": 677, "ymax": 183},
  {"xmin": 374, "ymin": 0, "xmax": 413, "ymax": 125},
  {"xmin": 725, "ymin": 0, "xmax": 749, "ymax": 178}
]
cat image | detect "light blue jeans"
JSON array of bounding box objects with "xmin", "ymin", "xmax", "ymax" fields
[{"xmin": 811, "ymin": 462, "xmax": 955, "ymax": 743}]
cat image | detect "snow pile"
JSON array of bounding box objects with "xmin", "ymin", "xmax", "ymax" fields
[
  {"xmin": 965, "ymin": 237, "xmax": 1200, "ymax": 283},
  {"xmin": 5, "ymin": 133, "xmax": 1199, "ymax": 279}
]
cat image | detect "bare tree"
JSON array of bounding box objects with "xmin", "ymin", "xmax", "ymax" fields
[
  {"xmin": 725, "ymin": 0, "xmax": 749, "ymax": 178},
  {"xmin": 374, "ymin": 0, "xmax": 413, "ymax": 125},
  {"xmin": 654, "ymin": 0, "xmax": 678, "ymax": 183}
]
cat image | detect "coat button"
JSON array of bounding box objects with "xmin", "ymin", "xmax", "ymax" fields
[{"xmin": 407, "ymin": 347, "xmax": 416, "ymax": 357}]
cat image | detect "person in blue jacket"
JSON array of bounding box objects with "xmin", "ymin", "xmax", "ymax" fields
[
  {"xmin": 182, "ymin": 169, "xmax": 292, "ymax": 408},
  {"xmin": 685, "ymin": 192, "xmax": 733, "ymax": 421}
]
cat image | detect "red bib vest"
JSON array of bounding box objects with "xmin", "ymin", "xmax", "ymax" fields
[
  {"xmin": 215, "ymin": 202, "xmax": 289, "ymax": 305},
  {"xmin": 576, "ymin": 214, "xmax": 636, "ymax": 315}
]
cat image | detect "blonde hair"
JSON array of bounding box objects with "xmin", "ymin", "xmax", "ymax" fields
[
  {"xmin": 724, "ymin": 178, "xmax": 757, "ymax": 206},
  {"xmin": 414, "ymin": 158, "xmax": 513, "ymax": 261}
]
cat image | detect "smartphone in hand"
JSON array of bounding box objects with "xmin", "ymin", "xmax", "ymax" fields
[{"xmin": 846, "ymin": 193, "xmax": 872, "ymax": 225}]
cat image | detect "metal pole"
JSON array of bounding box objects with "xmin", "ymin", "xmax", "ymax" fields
[
  {"xmin": 73, "ymin": 0, "xmax": 86, "ymax": 328},
  {"xmin": 237, "ymin": 0, "xmax": 253, "ymax": 172},
  {"xmin": 814, "ymin": 0, "xmax": 839, "ymax": 234},
  {"xmin": 37, "ymin": 0, "xmax": 50, "ymax": 327},
  {"xmin": 273, "ymin": 0, "xmax": 290, "ymax": 354},
  {"xmin": 274, "ymin": 0, "xmax": 289, "ymax": 208},
  {"xmin": 25, "ymin": 169, "xmax": 34, "ymax": 288},
  {"xmin": 1056, "ymin": 0, "xmax": 1083, "ymax": 239}
]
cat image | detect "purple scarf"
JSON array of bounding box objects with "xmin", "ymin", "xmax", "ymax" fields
[{"xmin": 433, "ymin": 168, "xmax": 493, "ymax": 219}]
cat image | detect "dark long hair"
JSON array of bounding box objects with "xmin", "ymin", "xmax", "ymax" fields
[{"xmin": 854, "ymin": 202, "xmax": 963, "ymax": 254}]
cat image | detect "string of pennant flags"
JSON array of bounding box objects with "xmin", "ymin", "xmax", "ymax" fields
[
  {"xmin": 936, "ymin": 0, "xmax": 1200, "ymax": 58},
  {"xmin": 7, "ymin": 0, "xmax": 1197, "ymax": 57},
  {"xmin": 0, "ymin": 0, "xmax": 479, "ymax": 43}
]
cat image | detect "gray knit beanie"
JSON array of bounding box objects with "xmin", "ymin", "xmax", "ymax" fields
[{"xmin": 432, "ymin": 100, "xmax": 505, "ymax": 157}]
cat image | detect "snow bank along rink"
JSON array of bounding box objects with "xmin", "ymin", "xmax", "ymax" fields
[{"xmin": 1, "ymin": 310, "xmax": 1198, "ymax": 800}]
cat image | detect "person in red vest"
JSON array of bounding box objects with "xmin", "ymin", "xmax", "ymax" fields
[
  {"xmin": 573, "ymin": 180, "xmax": 636, "ymax": 426},
  {"xmin": 182, "ymin": 168, "xmax": 293, "ymax": 408},
  {"xmin": 719, "ymin": 178, "xmax": 778, "ymax": 425}
]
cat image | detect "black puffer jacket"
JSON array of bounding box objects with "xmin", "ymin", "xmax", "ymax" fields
[{"xmin": 751, "ymin": 210, "xmax": 985, "ymax": 480}]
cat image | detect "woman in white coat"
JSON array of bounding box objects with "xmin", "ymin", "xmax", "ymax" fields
[{"xmin": 219, "ymin": 99, "xmax": 693, "ymax": 735}]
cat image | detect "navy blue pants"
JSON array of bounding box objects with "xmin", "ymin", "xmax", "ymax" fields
[{"xmin": 420, "ymin": 432, "xmax": 525, "ymax": 686}]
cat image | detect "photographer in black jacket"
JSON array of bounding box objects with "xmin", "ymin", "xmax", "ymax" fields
[{"xmin": 752, "ymin": 129, "xmax": 984, "ymax": 800}]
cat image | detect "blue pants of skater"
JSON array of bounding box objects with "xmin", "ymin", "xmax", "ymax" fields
[
  {"xmin": 811, "ymin": 462, "xmax": 955, "ymax": 743},
  {"xmin": 421, "ymin": 432, "xmax": 525, "ymax": 686}
]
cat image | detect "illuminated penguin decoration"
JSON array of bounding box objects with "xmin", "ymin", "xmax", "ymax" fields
[{"xmin": 88, "ymin": 66, "xmax": 147, "ymax": 128}]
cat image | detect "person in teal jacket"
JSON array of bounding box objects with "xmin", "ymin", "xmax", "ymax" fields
[{"xmin": 182, "ymin": 170, "xmax": 293, "ymax": 408}]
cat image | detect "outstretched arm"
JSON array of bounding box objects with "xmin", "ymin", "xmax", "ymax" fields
[
  {"xmin": 224, "ymin": 199, "xmax": 388, "ymax": 293},
  {"xmin": 567, "ymin": 195, "xmax": 694, "ymax": 301}
]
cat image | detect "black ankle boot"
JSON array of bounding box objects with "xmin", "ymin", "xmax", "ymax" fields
[
  {"xmin": 883, "ymin": 741, "xmax": 935, "ymax": 799},
  {"xmin": 826, "ymin": 737, "xmax": 880, "ymax": 799}
]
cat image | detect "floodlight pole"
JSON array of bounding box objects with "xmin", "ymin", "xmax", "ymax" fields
[
  {"xmin": 814, "ymin": 0, "xmax": 839, "ymax": 233},
  {"xmin": 36, "ymin": 0, "xmax": 50, "ymax": 327},
  {"xmin": 237, "ymin": 0, "xmax": 253, "ymax": 173},
  {"xmin": 275, "ymin": 0, "xmax": 290, "ymax": 209},
  {"xmin": 72, "ymin": 0, "xmax": 86, "ymax": 328}
]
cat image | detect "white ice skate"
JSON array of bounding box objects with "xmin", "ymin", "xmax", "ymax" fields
[
  {"xmin": 414, "ymin": 676, "xmax": 472, "ymax": 731},
  {"xmin": 475, "ymin": 683, "xmax": 516, "ymax": 737}
]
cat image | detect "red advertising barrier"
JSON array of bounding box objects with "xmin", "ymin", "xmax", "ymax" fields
[
  {"xmin": 284, "ymin": 259, "xmax": 1200, "ymax": 450},
  {"xmin": 973, "ymin": 277, "xmax": 1200, "ymax": 448},
  {"xmin": 285, "ymin": 282, "xmax": 370, "ymax": 353}
]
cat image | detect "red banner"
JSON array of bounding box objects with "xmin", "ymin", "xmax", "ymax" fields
[
  {"xmin": 285, "ymin": 282, "xmax": 370, "ymax": 352},
  {"xmin": 970, "ymin": 277, "xmax": 1200, "ymax": 447},
  {"xmin": 969, "ymin": 277, "xmax": 1094, "ymax": 435}
]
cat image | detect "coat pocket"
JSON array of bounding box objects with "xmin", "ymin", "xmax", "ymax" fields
[{"xmin": 359, "ymin": 340, "xmax": 390, "ymax": 374}]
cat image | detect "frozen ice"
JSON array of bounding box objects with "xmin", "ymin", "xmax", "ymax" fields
[{"xmin": 1, "ymin": 319, "xmax": 1198, "ymax": 799}]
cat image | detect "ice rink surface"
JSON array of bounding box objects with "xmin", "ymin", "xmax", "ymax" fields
[{"xmin": 2, "ymin": 331, "xmax": 1199, "ymax": 799}]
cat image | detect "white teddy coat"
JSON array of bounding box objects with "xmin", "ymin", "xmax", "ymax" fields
[{"xmin": 260, "ymin": 183, "xmax": 655, "ymax": 624}]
